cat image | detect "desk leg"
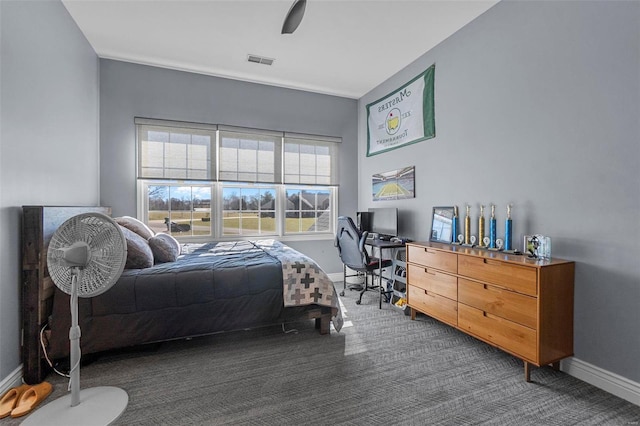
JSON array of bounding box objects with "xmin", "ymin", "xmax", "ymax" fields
[{"xmin": 379, "ymin": 257, "xmax": 383, "ymax": 309}]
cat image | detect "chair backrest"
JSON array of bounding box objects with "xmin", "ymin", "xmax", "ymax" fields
[{"xmin": 335, "ymin": 216, "xmax": 370, "ymax": 271}]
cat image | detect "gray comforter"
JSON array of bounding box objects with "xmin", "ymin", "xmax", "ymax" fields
[{"xmin": 47, "ymin": 240, "xmax": 342, "ymax": 359}]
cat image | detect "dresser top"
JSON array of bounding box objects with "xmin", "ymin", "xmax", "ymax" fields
[{"xmin": 407, "ymin": 241, "xmax": 574, "ymax": 267}]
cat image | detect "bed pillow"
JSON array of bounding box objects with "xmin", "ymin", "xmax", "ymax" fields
[
  {"xmin": 120, "ymin": 225, "xmax": 154, "ymax": 269},
  {"xmin": 115, "ymin": 216, "xmax": 155, "ymax": 240},
  {"xmin": 148, "ymin": 233, "xmax": 181, "ymax": 264}
]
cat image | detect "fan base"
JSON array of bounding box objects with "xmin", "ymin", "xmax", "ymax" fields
[{"xmin": 21, "ymin": 386, "xmax": 128, "ymax": 426}]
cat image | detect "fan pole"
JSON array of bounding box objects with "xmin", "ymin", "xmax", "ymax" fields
[{"xmin": 69, "ymin": 268, "xmax": 81, "ymax": 407}]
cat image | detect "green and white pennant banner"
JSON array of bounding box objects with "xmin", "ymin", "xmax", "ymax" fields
[{"xmin": 366, "ymin": 65, "xmax": 435, "ymax": 156}]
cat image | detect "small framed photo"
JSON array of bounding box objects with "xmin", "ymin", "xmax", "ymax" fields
[{"xmin": 523, "ymin": 235, "xmax": 537, "ymax": 257}]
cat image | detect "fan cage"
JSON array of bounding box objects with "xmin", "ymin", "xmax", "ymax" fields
[{"xmin": 47, "ymin": 213, "xmax": 127, "ymax": 297}]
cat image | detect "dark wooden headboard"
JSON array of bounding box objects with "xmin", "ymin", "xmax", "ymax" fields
[{"xmin": 21, "ymin": 205, "xmax": 111, "ymax": 384}]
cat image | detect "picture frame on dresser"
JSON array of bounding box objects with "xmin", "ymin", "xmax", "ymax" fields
[{"xmin": 429, "ymin": 206, "xmax": 455, "ymax": 244}]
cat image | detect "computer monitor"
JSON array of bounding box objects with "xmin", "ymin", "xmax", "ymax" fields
[{"xmin": 367, "ymin": 207, "xmax": 398, "ymax": 240}]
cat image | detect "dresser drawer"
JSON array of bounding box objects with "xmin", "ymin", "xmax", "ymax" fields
[
  {"xmin": 458, "ymin": 279, "xmax": 537, "ymax": 329},
  {"xmin": 458, "ymin": 304, "xmax": 537, "ymax": 362},
  {"xmin": 407, "ymin": 245, "xmax": 457, "ymax": 273},
  {"xmin": 407, "ymin": 264, "xmax": 457, "ymax": 300},
  {"xmin": 408, "ymin": 285, "xmax": 457, "ymax": 327},
  {"xmin": 458, "ymin": 256, "xmax": 537, "ymax": 296}
]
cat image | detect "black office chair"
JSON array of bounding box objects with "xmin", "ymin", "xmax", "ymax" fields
[{"xmin": 335, "ymin": 216, "xmax": 393, "ymax": 307}]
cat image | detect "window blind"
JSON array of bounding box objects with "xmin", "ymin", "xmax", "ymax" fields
[
  {"xmin": 136, "ymin": 119, "xmax": 217, "ymax": 180},
  {"xmin": 218, "ymin": 128, "xmax": 282, "ymax": 183},
  {"xmin": 283, "ymin": 133, "xmax": 340, "ymax": 185},
  {"xmin": 137, "ymin": 119, "xmax": 340, "ymax": 185}
]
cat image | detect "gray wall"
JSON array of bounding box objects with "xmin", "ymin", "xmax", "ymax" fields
[
  {"xmin": 358, "ymin": 1, "xmax": 640, "ymax": 382},
  {"xmin": 99, "ymin": 60, "xmax": 358, "ymax": 275},
  {"xmin": 0, "ymin": 0, "xmax": 99, "ymax": 381}
]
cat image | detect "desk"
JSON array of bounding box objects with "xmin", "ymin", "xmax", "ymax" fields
[{"xmin": 365, "ymin": 239, "xmax": 405, "ymax": 308}]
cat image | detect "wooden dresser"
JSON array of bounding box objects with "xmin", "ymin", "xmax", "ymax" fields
[{"xmin": 406, "ymin": 241, "xmax": 574, "ymax": 381}]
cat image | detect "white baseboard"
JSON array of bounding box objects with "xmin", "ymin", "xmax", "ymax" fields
[
  {"xmin": 562, "ymin": 358, "xmax": 640, "ymax": 406},
  {"xmin": 0, "ymin": 365, "xmax": 23, "ymax": 395}
]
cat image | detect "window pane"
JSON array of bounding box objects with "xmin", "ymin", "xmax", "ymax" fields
[
  {"xmin": 168, "ymin": 186, "xmax": 194, "ymax": 236},
  {"xmin": 222, "ymin": 185, "xmax": 277, "ymax": 236},
  {"xmin": 192, "ymin": 186, "xmax": 212, "ymax": 233},
  {"xmin": 145, "ymin": 183, "xmax": 211, "ymax": 237},
  {"xmin": 147, "ymin": 185, "xmax": 170, "ymax": 234},
  {"xmin": 284, "ymin": 187, "xmax": 333, "ymax": 234}
]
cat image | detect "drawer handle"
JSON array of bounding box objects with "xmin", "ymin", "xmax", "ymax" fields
[
  {"xmin": 424, "ymin": 290, "xmax": 436, "ymax": 298},
  {"xmin": 483, "ymin": 311, "xmax": 488, "ymax": 317},
  {"xmin": 424, "ymin": 268, "xmax": 436, "ymax": 275}
]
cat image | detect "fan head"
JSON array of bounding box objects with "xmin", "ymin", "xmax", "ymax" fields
[{"xmin": 47, "ymin": 212, "xmax": 127, "ymax": 297}]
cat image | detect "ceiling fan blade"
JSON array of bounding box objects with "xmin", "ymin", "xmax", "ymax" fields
[{"xmin": 281, "ymin": 0, "xmax": 307, "ymax": 34}]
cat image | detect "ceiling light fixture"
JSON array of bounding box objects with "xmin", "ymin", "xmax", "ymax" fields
[{"xmin": 281, "ymin": 0, "xmax": 306, "ymax": 34}]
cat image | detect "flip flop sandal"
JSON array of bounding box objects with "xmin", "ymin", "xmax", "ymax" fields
[
  {"xmin": 0, "ymin": 384, "xmax": 30, "ymax": 418},
  {"xmin": 10, "ymin": 382, "xmax": 53, "ymax": 418}
]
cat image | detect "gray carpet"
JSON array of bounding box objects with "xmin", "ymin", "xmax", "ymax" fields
[{"xmin": 7, "ymin": 287, "xmax": 640, "ymax": 425}]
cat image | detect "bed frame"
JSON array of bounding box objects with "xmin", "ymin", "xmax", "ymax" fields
[{"xmin": 21, "ymin": 206, "xmax": 332, "ymax": 384}]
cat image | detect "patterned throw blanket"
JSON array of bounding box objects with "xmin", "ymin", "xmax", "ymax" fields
[
  {"xmin": 249, "ymin": 240, "xmax": 344, "ymax": 332},
  {"xmin": 193, "ymin": 240, "xmax": 344, "ymax": 331}
]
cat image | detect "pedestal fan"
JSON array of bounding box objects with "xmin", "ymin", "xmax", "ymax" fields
[{"xmin": 23, "ymin": 213, "xmax": 128, "ymax": 425}]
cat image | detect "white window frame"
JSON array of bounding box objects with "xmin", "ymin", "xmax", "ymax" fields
[
  {"xmin": 136, "ymin": 119, "xmax": 340, "ymax": 242},
  {"xmin": 139, "ymin": 180, "xmax": 337, "ymax": 242}
]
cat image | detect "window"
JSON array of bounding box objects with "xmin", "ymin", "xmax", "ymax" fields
[
  {"xmin": 136, "ymin": 118, "xmax": 339, "ymax": 240},
  {"xmin": 222, "ymin": 184, "xmax": 276, "ymax": 236},
  {"xmin": 144, "ymin": 182, "xmax": 212, "ymax": 237},
  {"xmin": 285, "ymin": 187, "xmax": 332, "ymax": 233}
]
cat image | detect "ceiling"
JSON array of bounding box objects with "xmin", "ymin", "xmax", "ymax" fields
[{"xmin": 62, "ymin": 0, "xmax": 498, "ymax": 99}]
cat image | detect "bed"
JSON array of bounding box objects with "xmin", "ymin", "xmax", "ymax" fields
[{"xmin": 21, "ymin": 206, "xmax": 343, "ymax": 384}]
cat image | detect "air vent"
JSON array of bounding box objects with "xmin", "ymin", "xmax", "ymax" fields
[{"xmin": 247, "ymin": 54, "xmax": 274, "ymax": 66}]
